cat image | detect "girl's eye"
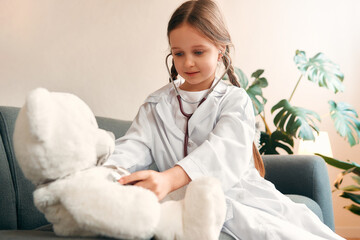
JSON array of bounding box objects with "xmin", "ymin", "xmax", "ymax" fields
[
  {"xmin": 194, "ymin": 51, "xmax": 203, "ymax": 55},
  {"xmin": 174, "ymin": 52, "xmax": 183, "ymax": 57}
]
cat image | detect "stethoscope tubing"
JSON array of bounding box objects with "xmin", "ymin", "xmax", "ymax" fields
[{"xmin": 166, "ymin": 51, "xmax": 232, "ymax": 156}]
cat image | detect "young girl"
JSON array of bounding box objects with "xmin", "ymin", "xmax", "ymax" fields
[{"xmin": 105, "ymin": 0, "xmax": 344, "ymax": 239}]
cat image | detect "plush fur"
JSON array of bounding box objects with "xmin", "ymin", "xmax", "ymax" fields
[{"xmin": 13, "ymin": 88, "xmax": 226, "ymax": 239}]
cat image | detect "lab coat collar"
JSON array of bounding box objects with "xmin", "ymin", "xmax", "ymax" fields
[
  {"xmin": 187, "ymin": 95, "xmax": 217, "ymax": 136},
  {"xmin": 155, "ymin": 98, "xmax": 184, "ymax": 141},
  {"xmin": 145, "ymin": 78, "xmax": 228, "ymax": 103},
  {"xmin": 186, "ymin": 80, "xmax": 228, "ymax": 135},
  {"xmin": 146, "ymin": 78, "xmax": 229, "ymax": 139}
]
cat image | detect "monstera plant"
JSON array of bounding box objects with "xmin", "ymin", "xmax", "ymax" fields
[
  {"xmin": 225, "ymin": 50, "xmax": 360, "ymax": 154},
  {"xmin": 316, "ymin": 154, "xmax": 360, "ymax": 216}
]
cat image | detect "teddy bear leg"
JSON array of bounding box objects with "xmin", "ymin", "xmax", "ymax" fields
[
  {"xmin": 34, "ymin": 187, "xmax": 96, "ymax": 237},
  {"xmin": 182, "ymin": 177, "xmax": 226, "ymax": 240},
  {"xmin": 154, "ymin": 200, "xmax": 184, "ymax": 240},
  {"xmin": 50, "ymin": 205, "xmax": 96, "ymax": 237}
]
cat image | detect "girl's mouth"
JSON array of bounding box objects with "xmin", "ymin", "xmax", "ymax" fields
[{"xmin": 185, "ymin": 71, "xmax": 200, "ymax": 77}]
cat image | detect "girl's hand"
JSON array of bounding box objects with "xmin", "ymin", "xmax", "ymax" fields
[
  {"xmin": 119, "ymin": 170, "xmax": 171, "ymax": 200},
  {"xmin": 118, "ymin": 166, "xmax": 191, "ymax": 201}
]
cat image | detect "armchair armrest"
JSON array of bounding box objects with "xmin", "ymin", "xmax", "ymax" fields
[{"xmin": 262, "ymin": 155, "xmax": 334, "ymax": 230}]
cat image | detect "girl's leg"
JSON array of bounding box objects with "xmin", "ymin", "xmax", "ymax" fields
[{"xmin": 223, "ymin": 201, "xmax": 344, "ymax": 240}]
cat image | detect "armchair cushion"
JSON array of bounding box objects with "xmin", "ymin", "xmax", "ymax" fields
[{"xmin": 287, "ymin": 194, "xmax": 323, "ymax": 222}]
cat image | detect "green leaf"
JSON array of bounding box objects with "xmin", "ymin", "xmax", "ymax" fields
[
  {"xmin": 340, "ymin": 192, "xmax": 360, "ymax": 204},
  {"xmin": 271, "ymin": 99, "xmax": 321, "ymax": 140},
  {"xmin": 329, "ymin": 100, "xmax": 360, "ymax": 146},
  {"xmin": 334, "ymin": 170, "xmax": 346, "ymax": 189},
  {"xmin": 334, "ymin": 167, "xmax": 357, "ymax": 189},
  {"xmin": 316, "ymin": 154, "xmax": 360, "ymax": 176},
  {"xmin": 247, "ymin": 76, "xmax": 268, "ymax": 115},
  {"xmin": 229, "ymin": 68, "xmax": 268, "ymax": 116},
  {"xmin": 259, "ymin": 130, "xmax": 294, "ymax": 154},
  {"xmin": 344, "ymin": 204, "xmax": 360, "ymax": 215},
  {"xmin": 340, "ymin": 185, "xmax": 360, "ymax": 192},
  {"xmin": 234, "ymin": 67, "xmax": 249, "ymax": 89},
  {"xmin": 251, "ymin": 69, "xmax": 264, "ymax": 79},
  {"xmin": 352, "ymin": 176, "xmax": 360, "ymax": 185},
  {"xmin": 294, "ymin": 50, "xmax": 344, "ymax": 93}
]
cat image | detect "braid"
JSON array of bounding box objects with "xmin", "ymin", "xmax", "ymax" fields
[
  {"xmin": 223, "ymin": 46, "xmax": 240, "ymax": 87},
  {"xmin": 170, "ymin": 60, "xmax": 178, "ymax": 82},
  {"xmin": 253, "ymin": 142, "xmax": 265, "ymax": 177}
]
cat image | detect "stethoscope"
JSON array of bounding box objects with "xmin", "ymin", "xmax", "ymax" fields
[{"xmin": 165, "ymin": 51, "xmax": 231, "ymax": 157}]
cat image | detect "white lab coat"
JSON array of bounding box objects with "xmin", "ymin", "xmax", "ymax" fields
[{"xmin": 106, "ymin": 80, "xmax": 344, "ymax": 240}]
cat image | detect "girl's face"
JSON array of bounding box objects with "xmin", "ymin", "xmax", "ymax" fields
[{"xmin": 169, "ymin": 24, "xmax": 222, "ymax": 91}]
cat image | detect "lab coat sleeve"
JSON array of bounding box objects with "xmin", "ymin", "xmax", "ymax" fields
[
  {"xmin": 104, "ymin": 103, "xmax": 154, "ymax": 173},
  {"xmin": 176, "ymin": 88, "xmax": 256, "ymax": 192}
]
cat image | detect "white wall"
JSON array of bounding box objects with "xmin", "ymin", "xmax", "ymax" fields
[{"xmin": 1, "ymin": 0, "xmax": 359, "ymax": 237}]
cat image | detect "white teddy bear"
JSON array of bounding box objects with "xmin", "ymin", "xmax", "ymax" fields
[{"xmin": 13, "ymin": 88, "xmax": 226, "ymax": 240}]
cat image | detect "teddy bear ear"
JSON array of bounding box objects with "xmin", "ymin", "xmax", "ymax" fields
[{"xmin": 25, "ymin": 88, "xmax": 54, "ymax": 142}]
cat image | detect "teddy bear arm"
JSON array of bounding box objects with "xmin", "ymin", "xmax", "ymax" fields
[
  {"xmin": 33, "ymin": 186, "xmax": 59, "ymax": 213},
  {"xmin": 95, "ymin": 129, "xmax": 115, "ymax": 165}
]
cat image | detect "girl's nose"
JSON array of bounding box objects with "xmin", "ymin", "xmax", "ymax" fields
[{"xmin": 184, "ymin": 56, "xmax": 195, "ymax": 68}]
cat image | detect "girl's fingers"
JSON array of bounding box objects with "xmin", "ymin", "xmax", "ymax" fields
[
  {"xmin": 117, "ymin": 170, "xmax": 165, "ymax": 200},
  {"xmin": 118, "ymin": 170, "xmax": 150, "ymax": 185}
]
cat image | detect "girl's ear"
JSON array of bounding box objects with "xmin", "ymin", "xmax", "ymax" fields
[{"xmin": 217, "ymin": 45, "xmax": 226, "ymax": 61}]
